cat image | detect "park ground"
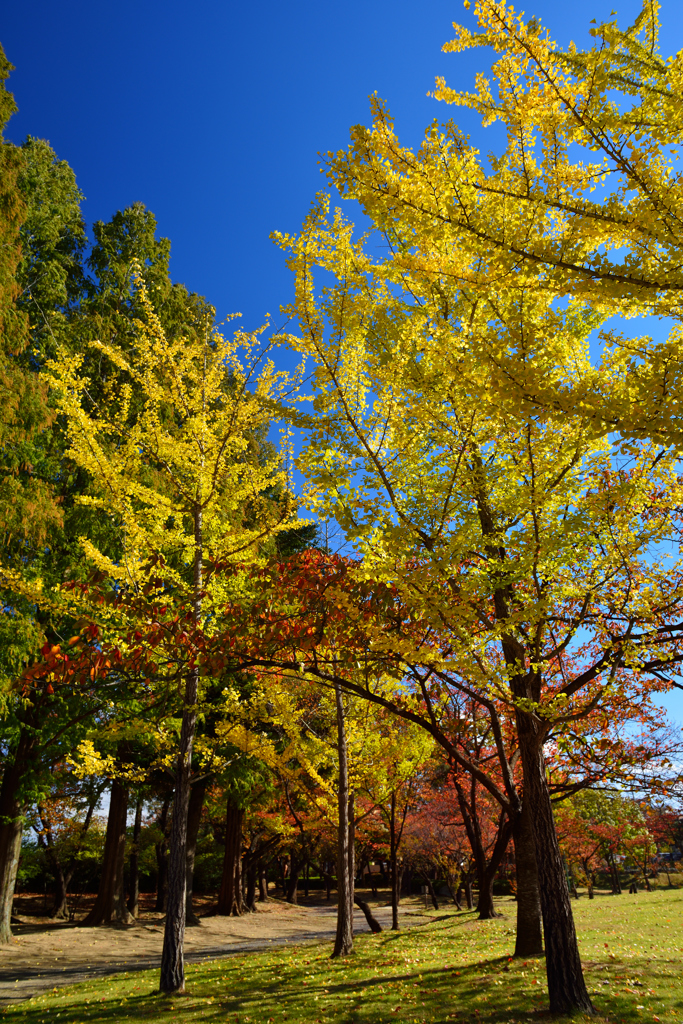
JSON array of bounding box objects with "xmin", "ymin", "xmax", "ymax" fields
[{"xmin": 1, "ymin": 887, "xmax": 682, "ymax": 1023}]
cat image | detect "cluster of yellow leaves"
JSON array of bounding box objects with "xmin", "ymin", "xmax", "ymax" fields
[{"xmin": 44, "ymin": 264, "xmax": 298, "ymax": 613}]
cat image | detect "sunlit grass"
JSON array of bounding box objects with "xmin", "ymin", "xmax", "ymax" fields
[{"xmin": 3, "ymin": 888, "xmax": 683, "ymax": 1023}]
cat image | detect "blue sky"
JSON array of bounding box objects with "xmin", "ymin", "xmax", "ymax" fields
[
  {"xmin": 4, "ymin": 0, "xmax": 683, "ymax": 727},
  {"xmin": 4, "ymin": 0, "xmax": 679, "ymax": 332}
]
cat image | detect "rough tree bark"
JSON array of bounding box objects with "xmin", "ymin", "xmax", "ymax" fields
[
  {"xmin": 81, "ymin": 778, "xmax": 132, "ymax": 926},
  {"xmin": 332, "ymin": 679, "xmax": 353, "ymax": 957},
  {"xmin": 185, "ymin": 777, "xmax": 207, "ymax": 926},
  {"xmin": 512, "ymin": 794, "xmax": 544, "ymax": 957},
  {"xmin": 516, "ymin": 694, "xmax": 594, "ymax": 1015},
  {"xmin": 216, "ymin": 798, "xmax": 243, "ymax": 916},
  {"xmin": 0, "ymin": 730, "xmax": 36, "ymax": 944}
]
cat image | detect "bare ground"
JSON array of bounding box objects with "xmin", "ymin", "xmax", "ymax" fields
[{"xmin": 0, "ymin": 891, "xmax": 434, "ymax": 1004}]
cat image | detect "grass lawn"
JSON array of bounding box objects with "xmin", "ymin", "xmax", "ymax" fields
[{"xmin": 3, "ymin": 888, "xmax": 683, "ymax": 1024}]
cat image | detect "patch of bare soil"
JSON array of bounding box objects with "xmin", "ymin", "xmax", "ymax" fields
[{"xmin": 0, "ymin": 892, "xmax": 432, "ymax": 1004}]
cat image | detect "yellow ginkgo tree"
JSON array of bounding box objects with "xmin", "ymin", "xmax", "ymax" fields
[{"xmin": 45, "ymin": 266, "xmax": 299, "ymax": 993}]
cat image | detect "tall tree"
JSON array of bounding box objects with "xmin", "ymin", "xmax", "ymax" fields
[
  {"xmin": 45, "ymin": 271, "xmax": 297, "ymax": 992},
  {"xmin": 270, "ymin": 196, "xmax": 683, "ymax": 1012}
]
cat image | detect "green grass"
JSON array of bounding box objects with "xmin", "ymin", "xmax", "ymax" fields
[{"xmin": 3, "ymin": 889, "xmax": 683, "ymax": 1024}]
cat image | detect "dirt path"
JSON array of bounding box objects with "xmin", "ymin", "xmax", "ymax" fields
[{"xmin": 0, "ymin": 898, "xmax": 433, "ymax": 1004}]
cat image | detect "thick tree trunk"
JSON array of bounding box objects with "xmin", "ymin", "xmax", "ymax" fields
[
  {"xmin": 82, "ymin": 779, "xmax": 132, "ymax": 926},
  {"xmin": 513, "ymin": 795, "xmax": 544, "ymax": 956},
  {"xmin": 128, "ymin": 793, "xmax": 143, "ymax": 919},
  {"xmin": 332, "ymin": 679, "xmax": 353, "ymax": 957},
  {"xmin": 185, "ymin": 777, "xmax": 207, "ymax": 926},
  {"xmin": 216, "ymin": 799, "xmax": 243, "ymax": 916},
  {"xmin": 518, "ymin": 709, "xmax": 594, "ymax": 1015},
  {"xmin": 0, "ymin": 730, "xmax": 36, "ymax": 944}
]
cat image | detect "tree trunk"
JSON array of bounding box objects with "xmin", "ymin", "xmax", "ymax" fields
[
  {"xmin": 354, "ymin": 896, "xmax": 382, "ymax": 932},
  {"xmin": 348, "ymin": 791, "xmax": 355, "ymax": 905},
  {"xmin": 159, "ymin": 505, "xmax": 203, "ymax": 994},
  {"xmin": 216, "ymin": 799, "xmax": 243, "ymax": 916},
  {"xmin": 155, "ymin": 792, "xmax": 172, "ymax": 912},
  {"xmin": 390, "ymin": 791, "xmax": 400, "ymax": 930},
  {"xmin": 185, "ymin": 777, "xmax": 207, "ymax": 926},
  {"xmin": 0, "ymin": 730, "xmax": 36, "ymax": 944},
  {"xmin": 513, "ymin": 795, "xmax": 543, "ymax": 956},
  {"xmin": 517, "ymin": 708, "xmax": 594, "ymax": 1015},
  {"xmin": 454, "ymin": 776, "xmax": 511, "ymax": 920},
  {"xmin": 332, "ymin": 679, "xmax": 353, "ymax": 957},
  {"xmin": 258, "ymin": 861, "xmax": 268, "ymax": 901},
  {"xmin": 286, "ymin": 852, "xmax": 301, "ymax": 904},
  {"xmin": 82, "ymin": 779, "xmax": 132, "ymax": 926},
  {"xmin": 423, "ymin": 874, "xmax": 440, "ymax": 910},
  {"xmin": 245, "ymin": 861, "xmax": 257, "ymax": 911},
  {"xmin": 49, "ymin": 853, "xmax": 74, "ymax": 920},
  {"xmin": 128, "ymin": 793, "xmax": 143, "ymax": 919}
]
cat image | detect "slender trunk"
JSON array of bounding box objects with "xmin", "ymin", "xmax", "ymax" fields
[
  {"xmin": 423, "ymin": 875, "xmax": 440, "ymax": 910},
  {"xmin": 332, "ymin": 679, "xmax": 353, "ymax": 957},
  {"xmin": 50, "ymin": 863, "xmax": 71, "ymax": 920},
  {"xmin": 37, "ymin": 804, "xmax": 71, "ymax": 919},
  {"xmin": 517, "ymin": 705, "xmax": 594, "ymax": 1015},
  {"xmin": 513, "ymin": 794, "xmax": 543, "ymax": 956},
  {"xmin": 354, "ymin": 895, "xmax": 382, "ymax": 932},
  {"xmin": 464, "ymin": 877, "xmax": 473, "ymax": 910},
  {"xmin": 454, "ymin": 775, "xmax": 504, "ymax": 920},
  {"xmin": 642, "ymin": 862, "xmax": 652, "ymax": 892},
  {"xmin": 304, "ymin": 860, "xmax": 309, "ymax": 899},
  {"xmin": 449, "ymin": 880, "xmax": 462, "ymax": 910},
  {"xmin": 82, "ymin": 779, "xmax": 132, "ymax": 926},
  {"xmin": 159, "ymin": 505, "xmax": 203, "ymax": 995},
  {"xmin": 155, "ymin": 792, "xmax": 171, "ymax": 912},
  {"xmin": 258, "ymin": 861, "xmax": 268, "ymax": 901},
  {"xmin": 245, "ymin": 861, "xmax": 257, "ymax": 911},
  {"xmin": 390, "ymin": 791, "xmax": 399, "ymax": 930},
  {"xmin": 610, "ymin": 853, "xmax": 622, "ymax": 894},
  {"xmin": 0, "ymin": 730, "xmax": 36, "ymax": 944},
  {"xmin": 128, "ymin": 793, "xmax": 143, "ymax": 919},
  {"xmin": 286, "ymin": 852, "xmax": 301, "ymax": 904},
  {"xmin": 216, "ymin": 799, "xmax": 243, "ymax": 916},
  {"xmin": 185, "ymin": 777, "xmax": 207, "ymax": 926},
  {"xmin": 348, "ymin": 791, "xmax": 355, "ymax": 905}
]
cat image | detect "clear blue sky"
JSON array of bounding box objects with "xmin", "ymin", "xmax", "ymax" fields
[
  {"xmin": 3, "ymin": 0, "xmax": 683, "ymax": 728},
  {"xmin": 3, "ymin": 0, "xmax": 679, "ymax": 331}
]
